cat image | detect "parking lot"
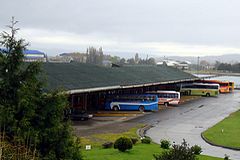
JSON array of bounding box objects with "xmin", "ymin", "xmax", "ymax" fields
[
  {"xmin": 73, "ymin": 95, "xmax": 200, "ymax": 136},
  {"xmin": 74, "ymin": 91, "xmax": 240, "ymax": 159},
  {"xmin": 147, "ymin": 90, "xmax": 240, "ymax": 159}
]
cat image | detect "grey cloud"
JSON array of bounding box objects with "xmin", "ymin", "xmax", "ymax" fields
[{"xmin": 1, "ymin": 0, "xmax": 240, "ymax": 51}]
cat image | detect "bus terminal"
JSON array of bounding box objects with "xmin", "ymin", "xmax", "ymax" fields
[{"xmin": 43, "ymin": 62, "xmax": 234, "ymax": 120}]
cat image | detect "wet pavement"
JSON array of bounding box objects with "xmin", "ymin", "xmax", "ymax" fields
[
  {"xmin": 74, "ymin": 91, "xmax": 240, "ymax": 159},
  {"xmin": 146, "ymin": 91, "xmax": 240, "ymax": 159}
]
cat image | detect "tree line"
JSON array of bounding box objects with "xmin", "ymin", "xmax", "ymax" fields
[
  {"xmin": 215, "ymin": 61, "xmax": 240, "ymax": 72},
  {"xmin": 118, "ymin": 53, "xmax": 156, "ymax": 66},
  {"xmin": 64, "ymin": 49, "xmax": 156, "ymax": 66}
]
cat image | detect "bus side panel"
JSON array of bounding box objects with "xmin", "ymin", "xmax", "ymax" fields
[
  {"xmin": 119, "ymin": 104, "xmax": 139, "ymax": 111},
  {"xmin": 209, "ymin": 90, "xmax": 219, "ymax": 96},
  {"xmin": 119, "ymin": 103, "xmax": 158, "ymax": 111},
  {"xmin": 151, "ymin": 103, "xmax": 159, "ymax": 111},
  {"xmin": 169, "ymin": 99, "xmax": 180, "ymax": 105},
  {"xmin": 219, "ymin": 87, "xmax": 230, "ymax": 93},
  {"xmin": 189, "ymin": 89, "xmax": 201, "ymax": 96},
  {"xmin": 182, "ymin": 89, "xmax": 219, "ymax": 96}
]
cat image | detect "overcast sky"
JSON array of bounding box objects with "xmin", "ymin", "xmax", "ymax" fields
[{"xmin": 1, "ymin": 0, "xmax": 240, "ymax": 57}]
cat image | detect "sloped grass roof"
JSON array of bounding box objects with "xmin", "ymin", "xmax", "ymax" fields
[{"xmin": 42, "ymin": 63, "xmax": 197, "ymax": 91}]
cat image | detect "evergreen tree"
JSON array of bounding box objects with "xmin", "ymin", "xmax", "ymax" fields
[
  {"xmin": 33, "ymin": 91, "xmax": 82, "ymax": 159},
  {"xmin": 147, "ymin": 57, "xmax": 156, "ymax": 65},
  {"xmin": 98, "ymin": 47, "xmax": 104, "ymax": 65},
  {"xmin": 134, "ymin": 53, "xmax": 139, "ymax": 64},
  {"xmin": 127, "ymin": 58, "xmax": 135, "ymax": 65},
  {"xmin": 0, "ymin": 17, "xmax": 82, "ymax": 159},
  {"xmin": 119, "ymin": 58, "xmax": 126, "ymax": 65},
  {"xmin": 0, "ymin": 17, "xmax": 41, "ymax": 139}
]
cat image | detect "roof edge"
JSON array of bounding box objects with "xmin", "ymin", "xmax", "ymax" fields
[
  {"xmin": 67, "ymin": 85, "xmax": 121, "ymax": 94},
  {"xmin": 66, "ymin": 77, "xmax": 200, "ymax": 94}
]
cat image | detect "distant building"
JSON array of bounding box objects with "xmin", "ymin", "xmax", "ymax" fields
[
  {"xmin": 0, "ymin": 48, "xmax": 47, "ymax": 62},
  {"xmin": 157, "ymin": 60, "xmax": 190, "ymax": 70},
  {"xmin": 24, "ymin": 50, "xmax": 47, "ymax": 62},
  {"xmin": 48, "ymin": 55, "xmax": 73, "ymax": 63},
  {"xmin": 178, "ymin": 61, "xmax": 190, "ymax": 70},
  {"xmin": 102, "ymin": 60, "xmax": 112, "ymax": 67},
  {"xmin": 60, "ymin": 52, "xmax": 87, "ymax": 63}
]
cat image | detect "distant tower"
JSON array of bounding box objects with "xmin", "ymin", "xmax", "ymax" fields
[
  {"xmin": 99, "ymin": 47, "xmax": 104, "ymax": 65},
  {"xmin": 135, "ymin": 53, "xmax": 139, "ymax": 63},
  {"xmin": 86, "ymin": 48, "xmax": 89, "ymax": 54}
]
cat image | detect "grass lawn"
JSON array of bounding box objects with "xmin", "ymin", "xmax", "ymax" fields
[
  {"xmin": 198, "ymin": 155, "xmax": 223, "ymax": 160},
  {"xmin": 80, "ymin": 125, "xmax": 222, "ymax": 160},
  {"xmin": 202, "ymin": 110, "xmax": 240, "ymax": 149},
  {"xmin": 83, "ymin": 143, "xmax": 162, "ymax": 160},
  {"xmin": 80, "ymin": 125, "xmax": 141, "ymax": 148},
  {"xmin": 82, "ymin": 143, "xmax": 222, "ymax": 160}
]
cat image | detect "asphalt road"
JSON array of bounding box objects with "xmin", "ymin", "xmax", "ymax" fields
[
  {"xmin": 146, "ymin": 91, "xmax": 240, "ymax": 159},
  {"xmin": 75, "ymin": 91, "xmax": 240, "ymax": 159}
]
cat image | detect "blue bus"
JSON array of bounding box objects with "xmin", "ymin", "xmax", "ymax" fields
[{"xmin": 104, "ymin": 94, "xmax": 159, "ymax": 112}]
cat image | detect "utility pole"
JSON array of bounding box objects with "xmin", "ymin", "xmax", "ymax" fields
[{"xmin": 197, "ymin": 56, "xmax": 200, "ymax": 75}]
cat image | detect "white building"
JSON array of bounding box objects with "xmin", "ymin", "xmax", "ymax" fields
[
  {"xmin": 24, "ymin": 50, "xmax": 47, "ymax": 62},
  {"xmin": 157, "ymin": 60, "xmax": 191, "ymax": 70}
]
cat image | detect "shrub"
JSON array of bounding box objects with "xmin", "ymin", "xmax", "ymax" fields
[
  {"xmin": 224, "ymin": 154, "xmax": 230, "ymax": 160},
  {"xmin": 191, "ymin": 145, "xmax": 202, "ymax": 155},
  {"xmin": 153, "ymin": 139, "xmax": 196, "ymax": 160},
  {"xmin": 102, "ymin": 142, "xmax": 113, "ymax": 149},
  {"xmin": 114, "ymin": 137, "xmax": 133, "ymax": 152},
  {"xmin": 131, "ymin": 137, "xmax": 138, "ymax": 145},
  {"xmin": 141, "ymin": 137, "xmax": 151, "ymax": 144},
  {"xmin": 0, "ymin": 132, "xmax": 38, "ymax": 159},
  {"xmin": 160, "ymin": 139, "xmax": 171, "ymax": 149}
]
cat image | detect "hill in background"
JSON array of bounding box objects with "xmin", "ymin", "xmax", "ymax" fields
[{"xmin": 155, "ymin": 54, "xmax": 240, "ymax": 64}]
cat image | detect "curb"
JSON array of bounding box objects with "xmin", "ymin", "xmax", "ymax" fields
[
  {"xmin": 137, "ymin": 124, "xmax": 153, "ymax": 138},
  {"xmin": 201, "ymin": 133, "xmax": 240, "ymax": 151}
]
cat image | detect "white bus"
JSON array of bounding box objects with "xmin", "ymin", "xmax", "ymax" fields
[{"xmin": 147, "ymin": 91, "xmax": 180, "ymax": 107}]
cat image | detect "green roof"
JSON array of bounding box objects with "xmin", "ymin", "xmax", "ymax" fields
[{"xmin": 42, "ymin": 63, "xmax": 197, "ymax": 92}]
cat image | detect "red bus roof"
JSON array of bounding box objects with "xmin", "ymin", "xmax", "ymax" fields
[{"xmin": 201, "ymin": 80, "xmax": 229, "ymax": 84}]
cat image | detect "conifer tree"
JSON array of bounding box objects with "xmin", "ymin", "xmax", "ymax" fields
[
  {"xmin": 0, "ymin": 17, "xmax": 41, "ymax": 139},
  {"xmin": 0, "ymin": 17, "xmax": 82, "ymax": 159}
]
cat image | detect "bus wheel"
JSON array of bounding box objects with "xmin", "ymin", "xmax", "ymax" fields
[
  {"xmin": 139, "ymin": 106, "xmax": 145, "ymax": 112},
  {"xmin": 164, "ymin": 102, "xmax": 168, "ymax": 107},
  {"xmin": 112, "ymin": 106, "xmax": 119, "ymax": 111},
  {"xmin": 206, "ymin": 93, "xmax": 210, "ymax": 97}
]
